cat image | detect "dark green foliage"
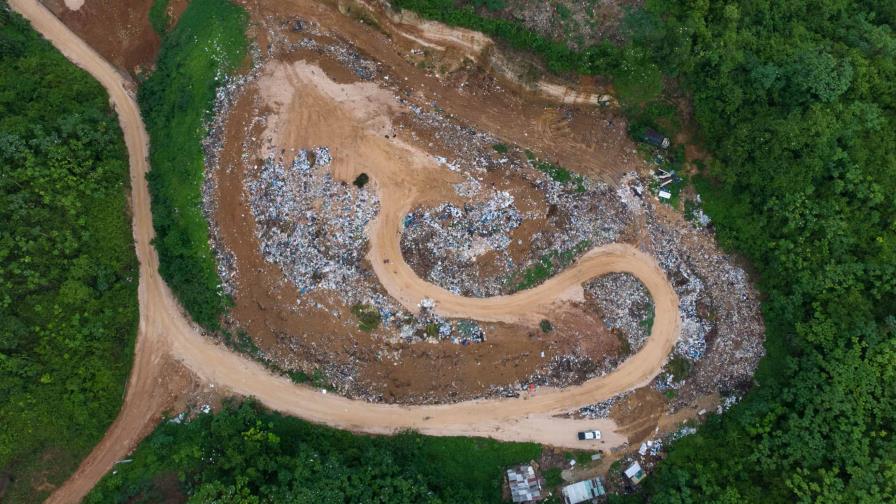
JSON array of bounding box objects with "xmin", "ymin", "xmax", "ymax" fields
[
  {"xmin": 353, "ymin": 172, "xmax": 370, "ymax": 187},
  {"xmin": 86, "ymin": 400, "xmax": 542, "ymax": 503},
  {"xmin": 148, "ymin": 0, "xmax": 170, "ymax": 35},
  {"xmin": 543, "ymin": 467, "xmax": 563, "ymax": 487},
  {"xmin": 472, "ymin": 0, "xmax": 505, "ymax": 13},
  {"xmin": 629, "ymin": 1, "xmax": 896, "ymax": 502},
  {"xmin": 665, "ymin": 355, "xmax": 691, "ymax": 382},
  {"xmin": 540, "ymin": 319, "xmax": 553, "ymax": 333},
  {"xmin": 0, "ymin": 6, "xmax": 137, "ymax": 502},
  {"xmin": 139, "ymin": 0, "xmax": 247, "ymax": 329},
  {"xmin": 351, "ymin": 303, "xmax": 382, "ymax": 332},
  {"xmin": 492, "ymin": 142, "xmax": 508, "ymax": 153}
]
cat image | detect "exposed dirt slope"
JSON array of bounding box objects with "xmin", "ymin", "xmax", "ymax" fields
[{"xmin": 8, "ymin": 1, "xmax": 679, "ymax": 502}]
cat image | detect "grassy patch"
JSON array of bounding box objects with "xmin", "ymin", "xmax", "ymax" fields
[
  {"xmin": 392, "ymin": 0, "xmax": 662, "ymax": 105},
  {"xmin": 640, "ymin": 301, "xmax": 655, "ymax": 334},
  {"xmin": 510, "ymin": 241, "xmax": 591, "ymax": 291},
  {"xmin": 540, "ymin": 319, "xmax": 554, "ymax": 333},
  {"xmin": 351, "ymin": 303, "xmax": 382, "ymax": 332},
  {"xmin": 0, "ymin": 8, "xmax": 138, "ymax": 502},
  {"xmin": 138, "ymin": 0, "xmax": 248, "ymax": 329},
  {"xmin": 543, "ymin": 467, "xmax": 563, "ymax": 487},
  {"xmin": 492, "ymin": 142, "xmax": 509, "ymax": 153}
]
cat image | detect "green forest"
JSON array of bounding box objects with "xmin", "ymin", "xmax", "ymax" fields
[
  {"xmin": 634, "ymin": 1, "xmax": 896, "ymax": 501},
  {"xmin": 87, "ymin": 400, "xmax": 540, "ymax": 503},
  {"xmin": 138, "ymin": 0, "xmax": 247, "ymax": 329},
  {"xmin": 0, "ymin": 5, "xmax": 138, "ymax": 503}
]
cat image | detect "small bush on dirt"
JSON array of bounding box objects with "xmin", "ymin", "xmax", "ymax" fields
[
  {"xmin": 351, "ymin": 303, "xmax": 382, "ymax": 332},
  {"xmin": 492, "ymin": 142, "xmax": 508, "ymax": 153},
  {"xmin": 353, "ymin": 172, "xmax": 370, "ymax": 188},
  {"xmin": 667, "ymin": 354, "xmax": 692, "ymax": 382},
  {"xmin": 540, "ymin": 319, "xmax": 553, "ymax": 333}
]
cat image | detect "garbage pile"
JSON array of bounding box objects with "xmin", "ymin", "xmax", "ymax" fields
[
  {"xmin": 618, "ymin": 172, "xmax": 765, "ymax": 399},
  {"xmin": 584, "ymin": 273, "xmax": 653, "ymax": 355},
  {"xmin": 401, "ymin": 191, "xmax": 522, "ymax": 297},
  {"xmin": 577, "ymin": 391, "xmax": 632, "ymax": 419},
  {"xmin": 402, "ymin": 175, "xmax": 633, "ymax": 297},
  {"xmin": 247, "ymin": 148, "xmax": 381, "ymax": 300}
]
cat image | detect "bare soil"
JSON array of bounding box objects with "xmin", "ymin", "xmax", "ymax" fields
[{"xmin": 41, "ymin": 0, "xmax": 159, "ymax": 76}]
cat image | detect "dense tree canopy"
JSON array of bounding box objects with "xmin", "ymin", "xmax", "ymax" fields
[
  {"xmin": 0, "ymin": 4, "xmax": 137, "ymax": 502},
  {"xmin": 87, "ymin": 400, "xmax": 541, "ymax": 503},
  {"xmin": 630, "ymin": 1, "xmax": 896, "ymax": 502}
]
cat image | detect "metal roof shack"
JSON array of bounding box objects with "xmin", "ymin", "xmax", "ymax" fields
[
  {"xmin": 642, "ymin": 128, "xmax": 670, "ymax": 149},
  {"xmin": 561, "ymin": 477, "xmax": 606, "ymax": 504},
  {"xmin": 506, "ymin": 465, "xmax": 544, "ymax": 503},
  {"xmin": 624, "ymin": 461, "xmax": 647, "ymax": 485}
]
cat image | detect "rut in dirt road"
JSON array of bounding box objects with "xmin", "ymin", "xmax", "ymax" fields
[{"xmin": 8, "ymin": 1, "xmax": 679, "ymax": 502}]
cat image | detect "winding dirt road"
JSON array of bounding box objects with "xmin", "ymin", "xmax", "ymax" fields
[{"xmin": 9, "ymin": 1, "xmax": 680, "ymax": 502}]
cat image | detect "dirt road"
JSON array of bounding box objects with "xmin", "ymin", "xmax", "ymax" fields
[{"xmin": 9, "ymin": 1, "xmax": 678, "ymax": 502}]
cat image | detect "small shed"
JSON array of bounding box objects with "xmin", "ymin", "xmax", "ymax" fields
[
  {"xmin": 561, "ymin": 477, "xmax": 606, "ymax": 504},
  {"xmin": 506, "ymin": 465, "xmax": 544, "ymax": 503},
  {"xmin": 642, "ymin": 128, "xmax": 670, "ymax": 149},
  {"xmin": 624, "ymin": 461, "xmax": 647, "ymax": 485}
]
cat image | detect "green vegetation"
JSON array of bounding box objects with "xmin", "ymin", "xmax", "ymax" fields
[
  {"xmin": 148, "ymin": 0, "xmax": 170, "ymax": 35},
  {"xmin": 353, "ymin": 172, "xmax": 370, "ymax": 188},
  {"xmin": 138, "ymin": 0, "xmax": 247, "ymax": 329},
  {"xmin": 529, "ymin": 157, "xmax": 586, "ymax": 192},
  {"xmin": 665, "ymin": 355, "xmax": 691, "ymax": 382},
  {"xmin": 0, "ymin": 7, "xmax": 137, "ymax": 502},
  {"xmin": 510, "ymin": 240, "xmax": 591, "ymax": 291},
  {"xmin": 639, "ymin": 301, "xmax": 654, "ymax": 334},
  {"xmin": 540, "ymin": 319, "xmax": 553, "ymax": 333},
  {"xmin": 564, "ymin": 450, "xmax": 593, "ymax": 466},
  {"xmin": 351, "ymin": 303, "xmax": 382, "ymax": 332},
  {"xmin": 86, "ymin": 400, "xmax": 541, "ymax": 503},
  {"xmin": 634, "ymin": 1, "xmax": 896, "ymax": 501},
  {"xmin": 543, "ymin": 467, "xmax": 563, "ymax": 487},
  {"xmin": 492, "ymin": 142, "xmax": 508, "ymax": 154}
]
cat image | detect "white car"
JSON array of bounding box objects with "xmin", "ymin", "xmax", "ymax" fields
[{"xmin": 577, "ymin": 430, "xmax": 601, "ymax": 441}]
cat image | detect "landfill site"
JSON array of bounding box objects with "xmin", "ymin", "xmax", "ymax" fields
[
  {"xmin": 197, "ymin": 0, "xmax": 765, "ymax": 425},
  {"xmin": 19, "ymin": 0, "xmax": 773, "ymax": 499}
]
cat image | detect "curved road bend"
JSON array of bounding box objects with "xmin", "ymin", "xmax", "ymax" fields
[{"xmin": 7, "ymin": 1, "xmax": 680, "ymax": 502}]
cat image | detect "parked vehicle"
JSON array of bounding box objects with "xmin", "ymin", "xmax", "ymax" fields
[{"xmin": 577, "ymin": 430, "xmax": 601, "ymax": 440}]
